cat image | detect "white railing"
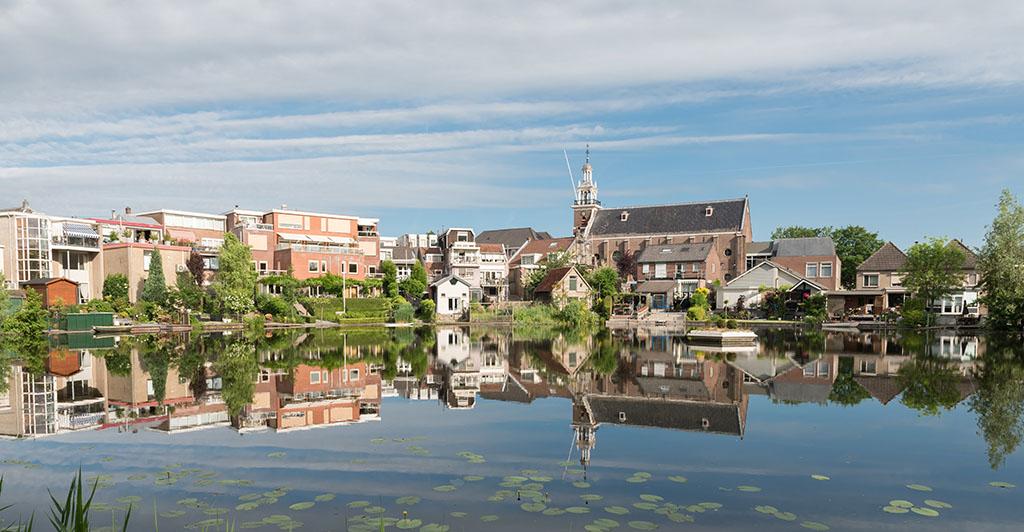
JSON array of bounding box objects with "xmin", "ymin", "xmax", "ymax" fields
[{"xmin": 276, "ymin": 243, "xmax": 362, "ymax": 255}]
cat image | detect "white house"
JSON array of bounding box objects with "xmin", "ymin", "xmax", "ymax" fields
[
  {"xmin": 717, "ymin": 260, "xmax": 824, "ymax": 309},
  {"xmin": 431, "ymin": 275, "xmax": 471, "ymax": 318}
]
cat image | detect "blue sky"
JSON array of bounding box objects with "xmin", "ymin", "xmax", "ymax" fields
[{"xmin": 1, "ymin": 1, "xmax": 1022, "ymax": 247}]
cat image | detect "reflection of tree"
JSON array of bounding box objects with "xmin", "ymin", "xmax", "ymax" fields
[
  {"xmin": 216, "ymin": 340, "xmax": 258, "ymax": 418},
  {"xmin": 969, "ymin": 351, "xmax": 1024, "ymax": 470},
  {"xmin": 829, "ymin": 357, "xmax": 869, "ymax": 406},
  {"xmin": 587, "ymin": 332, "xmax": 619, "ymax": 376},
  {"xmin": 898, "ymin": 358, "xmax": 961, "ymax": 416},
  {"xmin": 140, "ymin": 337, "xmax": 171, "ymax": 404}
]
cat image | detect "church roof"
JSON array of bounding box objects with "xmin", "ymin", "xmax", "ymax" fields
[
  {"xmin": 588, "ymin": 199, "xmax": 747, "ymax": 237},
  {"xmin": 586, "ymin": 395, "xmax": 744, "ymax": 437},
  {"xmin": 636, "ymin": 242, "xmax": 714, "ymax": 263}
]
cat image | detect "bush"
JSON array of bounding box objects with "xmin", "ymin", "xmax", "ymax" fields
[
  {"xmin": 393, "ymin": 303, "xmax": 415, "ymax": 323},
  {"xmin": 900, "ymin": 297, "xmax": 929, "ymax": 329},
  {"xmin": 417, "ymin": 299, "xmax": 436, "ymax": 322},
  {"xmin": 255, "ymin": 293, "xmax": 292, "ymax": 318},
  {"xmin": 725, "ymin": 319, "xmax": 738, "ymax": 329},
  {"xmin": 555, "ymin": 299, "xmax": 600, "ymax": 329},
  {"xmin": 82, "ymin": 299, "xmax": 115, "ymax": 313},
  {"xmin": 686, "ymin": 306, "xmax": 707, "ymax": 321}
]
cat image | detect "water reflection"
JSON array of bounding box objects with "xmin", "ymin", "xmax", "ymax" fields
[{"xmin": 2, "ymin": 327, "xmax": 1023, "ymax": 471}]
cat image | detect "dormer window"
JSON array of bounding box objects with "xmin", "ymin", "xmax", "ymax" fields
[
  {"xmin": 705, "ymin": 206, "xmax": 714, "ymax": 217},
  {"xmin": 620, "ymin": 211, "xmax": 629, "ymax": 222}
]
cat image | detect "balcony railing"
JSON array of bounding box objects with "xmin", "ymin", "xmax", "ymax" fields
[
  {"xmin": 257, "ymin": 269, "xmax": 289, "ymax": 277},
  {"xmin": 358, "ymin": 231, "xmax": 379, "ymax": 237},
  {"xmin": 276, "ymin": 243, "xmax": 362, "ymax": 255},
  {"xmin": 236, "ymin": 222, "xmax": 274, "ymax": 231},
  {"xmin": 450, "ymin": 255, "xmax": 480, "ymax": 265},
  {"xmin": 51, "ymin": 236, "xmax": 100, "ymax": 250}
]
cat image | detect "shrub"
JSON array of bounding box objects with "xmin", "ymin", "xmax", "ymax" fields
[
  {"xmin": 555, "ymin": 299, "xmax": 600, "ymax": 329},
  {"xmin": 725, "ymin": 319, "xmax": 738, "ymax": 329},
  {"xmin": 686, "ymin": 305, "xmax": 707, "ymax": 321},
  {"xmin": 255, "ymin": 293, "xmax": 292, "ymax": 318},
  {"xmin": 709, "ymin": 313, "xmax": 725, "ymax": 327},
  {"xmin": 900, "ymin": 297, "xmax": 929, "ymax": 329},
  {"xmin": 417, "ymin": 299, "xmax": 436, "ymax": 322},
  {"xmin": 393, "ymin": 303, "xmax": 415, "ymax": 323}
]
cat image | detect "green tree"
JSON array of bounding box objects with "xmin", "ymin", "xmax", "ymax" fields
[
  {"xmin": 526, "ymin": 251, "xmax": 572, "ymax": 294},
  {"xmin": 900, "ymin": 238, "xmax": 967, "ymax": 326},
  {"xmin": 686, "ymin": 287, "xmax": 710, "ymax": 321},
  {"xmin": 213, "ymin": 233, "xmax": 257, "ymax": 315},
  {"xmin": 969, "ymin": 351, "xmax": 1024, "ymax": 469},
  {"xmin": 829, "ymin": 356, "xmax": 870, "ymax": 406},
  {"xmin": 2, "ymin": 289, "xmax": 49, "ymax": 337},
  {"xmin": 140, "ymin": 338, "xmax": 170, "ymax": 404},
  {"xmin": 978, "ymin": 189, "xmax": 1024, "ymax": 331},
  {"xmin": 216, "ymin": 340, "xmax": 258, "ymax": 417},
  {"xmin": 771, "ymin": 226, "xmax": 831, "ymax": 239},
  {"xmin": 400, "ymin": 261, "xmax": 428, "ymax": 297},
  {"xmin": 380, "ymin": 260, "xmax": 399, "ymax": 298},
  {"xmin": 587, "ymin": 267, "xmax": 620, "ymax": 300},
  {"xmin": 102, "ymin": 273, "xmax": 131, "ymax": 309},
  {"xmin": 140, "ymin": 248, "xmax": 168, "ymax": 306},
  {"xmin": 801, "ymin": 292, "xmax": 827, "ymax": 324},
  {"xmin": 831, "ymin": 226, "xmax": 885, "ymax": 289},
  {"xmin": 175, "ymin": 270, "xmax": 205, "ymax": 312}
]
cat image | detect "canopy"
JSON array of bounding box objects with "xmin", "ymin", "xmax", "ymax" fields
[{"xmin": 63, "ymin": 223, "xmax": 99, "ymax": 239}]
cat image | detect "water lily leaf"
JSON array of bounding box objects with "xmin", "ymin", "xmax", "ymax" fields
[
  {"xmin": 186, "ymin": 519, "xmax": 226, "ymax": 529},
  {"xmin": 632, "ymin": 472, "xmax": 652, "ymax": 479},
  {"xmin": 698, "ymin": 502, "xmax": 722, "ymax": 510},
  {"xmin": 605, "ymin": 506, "xmax": 630, "ymax": 515},
  {"xmin": 667, "ymin": 513, "xmax": 694, "ymax": 523},
  {"xmin": 543, "ymin": 508, "xmax": 566, "ymax": 516},
  {"xmin": 906, "ymin": 484, "xmax": 933, "ymax": 492},
  {"xmin": 236, "ymin": 502, "xmax": 261, "ymax": 511},
  {"xmin": 370, "ymin": 438, "xmax": 386, "ymax": 444},
  {"xmin": 267, "ymin": 452, "xmax": 286, "ymax": 458},
  {"xmin": 755, "ymin": 505, "xmax": 778, "ymax": 514},
  {"xmin": 566, "ymin": 506, "xmax": 591, "ymax": 514},
  {"xmin": 463, "ymin": 475, "xmax": 484, "ymax": 482},
  {"xmin": 480, "ymin": 515, "xmax": 499, "ymax": 522},
  {"xmin": 800, "ymin": 521, "xmax": 830, "ymax": 531},
  {"xmin": 888, "ymin": 500, "xmax": 914, "ymax": 508},
  {"xmin": 911, "ymin": 507, "xmax": 939, "ymax": 517},
  {"xmin": 530, "ymin": 475, "xmax": 553, "ymax": 483},
  {"xmin": 364, "ymin": 506, "xmax": 386, "ymax": 515},
  {"xmin": 396, "ymin": 495, "xmax": 420, "ymax": 505},
  {"xmin": 116, "ymin": 496, "xmax": 141, "ymax": 504},
  {"xmin": 450, "ymin": 512, "xmax": 468, "ymax": 518},
  {"xmin": 574, "ymin": 481, "xmax": 592, "ymax": 488},
  {"xmin": 395, "ymin": 518, "xmax": 422, "ymax": 529},
  {"xmin": 924, "ymin": 500, "xmax": 952, "ymax": 509},
  {"xmin": 419, "ymin": 525, "xmax": 450, "ymax": 532},
  {"xmin": 989, "ymin": 481, "xmax": 1016, "ymax": 489},
  {"xmin": 204, "ymin": 508, "xmax": 230, "ymax": 516},
  {"xmin": 240, "ymin": 522, "xmax": 265, "ymax": 529},
  {"xmin": 632, "ymin": 502, "xmax": 658, "ymax": 511},
  {"xmin": 585, "ymin": 526, "xmax": 605, "ymax": 532},
  {"xmin": 774, "ymin": 511, "xmax": 797, "ymax": 521},
  {"xmin": 639, "ymin": 494, "xmax": 663, "ymax": 502},
  {"xmin": 625, "ymin": 477, "xmax": 648, "ymax": 484},
  {"xmin": 289, "ymin": 502, "xmax": 315, "ymax": 511},
  {"xmin": 432, "ymin": 484, "xmax": 457, "ymax": 492},
  {"xmin": 239, "ymin": 493, "xmax": 263, "ymax": 502},
  {"xmin": 882, "ymin": 506, "xmax": 909, "ymax": 514},
  {"xmin": 810, "ymin": 475, "xmax": 830, "ymax": 481},
  {"xmin": 627, "ymin": 521, "xmax": 658, "ymax": 530},
  {"xmin": 668, "ymin": 476, "xmax": 687, "ymax": 483},
  {"xmin": 581, "ymin": 494, "xmax": 604, "ymax": 502},
  {"xmin": 127, "ymin": 474, "xmax": 148, "ymax": 481},
  {"xmin": 177, "ymin": 498, "xmax": 200, "ymax": 507},
  {"xmin": 685, "ymin": 505, "xmax": 705, "ymax": 513},
  {"xmin": 314, "ymin": 493, "xmax": 335, "ymax": 502},
  {"xmin": 594, "ymin": 518, "xmax": 620, "ymax": 527},
  {"xmin": 737, "ymin": 485, "xmax": 762, "ymax": 492},
  {"xmin": 159, "ymin": 510, "xmax": 186, "ymax": 519}
]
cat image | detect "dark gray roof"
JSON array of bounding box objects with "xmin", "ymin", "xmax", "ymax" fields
[
  {"xmin": 747, "ymin": 241, "xmax": 773, "ymax": 254},
  {"xmin": 770, "ymin": 382, "xmax": 832, "ymax": 405},
  {"xmin": 587, "ymin": 395, "xmax": 743, "ymax": 436},
  {"xmin": 588, "ymin": 199, "xmax": 747, "ymax": 237},
  {"xmin": 391, "ymin": 246, "xmax": 417, "ymax": 262},
  {"xmin": 857, "ymin": 242, "xmax": 906, "ymax": 272},
  {"xmin": 636, "ymin": 242, "xmax": 713, "ymax": 263},
  {"xmin": 635, "ymin": 377, "xmax": 711, "ymax": 400},
  {"xmin": 476, "ymin": 228, "xmax": 552, "ymax": 250},
  {"xmin": 772, "ymin": 237, "xmax": 836, "ymax": 257}
]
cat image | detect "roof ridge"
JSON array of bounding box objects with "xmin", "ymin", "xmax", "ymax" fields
[{"xmin": 604, "ymin": 197, "xmax": 748, "ymax": 210}]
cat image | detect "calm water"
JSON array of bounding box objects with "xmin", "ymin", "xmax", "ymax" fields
[{"xmin": 1, "ymin": 326, "xmax": 1023, "ymax": 531}]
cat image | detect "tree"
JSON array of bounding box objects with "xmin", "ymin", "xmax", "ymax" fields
[
  {"xmin": 587, "ymin": 267, "xmax": 620, "ymax": 300},
  {"xmin": 771, "ymin": 226, "xmax": 831, "ymax": 239},
  {"xmin": 898, "ymin": 357, "xmax": 962, "ymax": 416},
  {"xmin": 900, "ymin": 237, "xmax": 966, "ymax": 325},
  {"xmin": 141, "ymin": 248, "xmax": 168, "ymax": 306},
  {"xmin": 526, "ymin": 251, "xmax": 572, "ymax": 294},
  {"xmin": 613, "ymin": 250, "xmax": 637, "ymax": 281},
  {"xmin": 175, "ymin": 270, "xmax": 205, "ymax": 312},
  {"xmin": 187, "ymin": 249, "xmax": 206, "ymax": 286},
  {"xmin": 978, "ymin": 189, "xmax": 1024, "ymax": 331},
  {"xmin": 102, "ymin": 273, "xmax": 130, "ymax": 308},
  {"xmin": 380, "ymin": 260, "xmax": 399, "ymax": 298},
  {"xmin": 801, "ymin": 292, "xmax": 827, "ymax": 324},
  {"xmin": 2, "ymin": 289, "xmax": 48, "ymax": 337},
  {"xmin": 969, "ymin": 351, "xmax": 1024, "ymax": 469},
  {"xmin": 213, "ymin": 233, "xmax": 257, "ymax": 315},
  {"xmin": 216, "ymin": 340, "xmax": 258, "ymax": 417},
  {"xmin": 831, "ymin": 226, "xmax": 885, "ymax": 289},
  {"xmin": 400, "ymin": 261, "xmax": 428, "ymax": 297},
  {"xmin": 686, "ymin": 287, "xmax": 710, "ymax": 321}
]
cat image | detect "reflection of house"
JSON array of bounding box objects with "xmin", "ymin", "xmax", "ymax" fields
[
  {"xmin": 1, "ymin": 350, "xmax": 109, "ymax": 437},
  {"xmin": 105, "ymin": 345, "xmax": 197, "ymax": 415},
  {"xmin": 436, "ymin": 328, "xmax": 510, "ymax": 410},
  {"xmin": 273, "ymin": 362, "xmax": 381, "ymax": 431}
]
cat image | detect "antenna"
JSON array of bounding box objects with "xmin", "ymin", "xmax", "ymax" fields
[{"xmin": 564, "ymin": 149, "xmax": 577, "ymax": 192}]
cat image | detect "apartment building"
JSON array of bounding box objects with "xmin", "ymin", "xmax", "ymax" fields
[
  {"xmin": 479, "ymin": 243, "xmax": 509, "ymax": 302},
  {"xmin": 397, "ymin": 233, "xmax": 438, "ymax": 249},
  {"xmin": 102, "ymin": 243, "xmax": 190, "ymax": 303},
  {"xmin": 136, "ymin": 209, "xmax": 226, "ymax": 281},
  {"xmin": 225, "ymin": 206, "xmax": 381, "ymax": 281},
  {"xmin": 437, "ymin": 228, "xmax": 483, "ymax": 301}
]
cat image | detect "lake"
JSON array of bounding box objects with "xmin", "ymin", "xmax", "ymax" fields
[{"xmin": 1, "ymin": 326, "xmax": 1022, "ymax": 531}]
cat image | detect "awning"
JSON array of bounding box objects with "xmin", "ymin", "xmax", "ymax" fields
[
  {"xmin": 277, "ymin": 232, "xmax": 313, "ymax": 243},
  {"xmin": 168, "ymin": 228, "xmax": 197, "ymax": 242},
  {"xmin": 327, "ymin": 236, "xmax": 355, "ymax": 244},
  {"xmin": 63, "ymin": 223, "xmax": 99, "ymax": 239}
]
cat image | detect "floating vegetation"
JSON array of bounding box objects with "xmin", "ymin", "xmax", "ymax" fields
[
  {"xmin": 348, "ymin": 501, "xmax": 371, "ymax": 508},
  {"xmin": 800, "ymin": 521, "xmax": 831, "ymax": 531},
  {"xmin": 698, "ymin": 502, "xmax": 722, "ymax": 510},
  {"xmin": 456, "ymin": 451, "xmax": 486, "ymax": 463},
  {"xmin": 573, "ymin": 481, "xmax": 592, "ymax": 489},
  {"xmin": 888, "ymin": 500, "xmax": 914, "ymax": 508},
  {"xmin": 882, "ymin": 506, "xmax": 910, "ymax": 514},
  {"xmin": 463, "ymin": 475, "xmax": 484, "ymax": 482},
  {"xmin": 450, "ymin": 512, "xmax": 468, "ymax": 518},
  {"xmin": 396, "ymin": 518, "xmax": 423, "ymax": 529},
  {"xmin": 235, "ymin": 502, "xmax": 260, "ymax": 511},
  {"xmin": 594, "ymin": 518, "xmax": 620, "ymax": 528},
  {"xmin": 911, "ymin": 507, "xmax": 940, "ymax": 517},
  {"xmin": 625, "ymin": 476, "xmax": 648, "ymax": 484},
  {"xmin": 480, "ymin": 515, "xmax": 499, "ymax": 522},
  {"xmin": 989, "ymin": 481, "xmax": 1016, "ymax": 489},
  {"xmin": 627, "ymin": 520, "xmax": 658, "ymax": 530},
  {"xmin": 924, "ymin": 500, "xmax": 952, "ymax": 509},
  {"xmin": 581, "ymin": 494, "xmax": 604, "ymax": 502},
  {"xmin": 267, "ymin": 451, "xmax": 287, "ymax": 459},
  {"xmin": 810, "ymin": 475, "xmax": 830, "ymax": 481},
  {"xmin": 177, "ymin": 498, "xmax": 201, "ymax": 507},
  {"xmin": 530, "ymin": 475, "xmax": 553, "ymax": 483},
  {"xmin": 204, "ymin": 507, "xmax": 230, "ymax": 516},
  {"xmin": 737, "ymin": 486, "xmax": 762, "ymax": 492},
  {"xmin": 906, "ymin": 484, "xmax": 933, "ymax": 492},
  {"xmin": 566, "ymin": 506, "xmax": 591, "ymax": 514},
  {"xmin": 239, "ymin": 493, "xmax": 263, "ymax": 502},
  {"xmin": 754, "ymin": 505, "xmax": 778, "ymax": 515},
  {"xmin": 115, "ymin": 495, "xmax": 141, "ymax": 504},
  {"xmin": 605, "ymin": 506, "xmax": 630, "ymax": 515},
  {"xmin": 667, "ymin": 513, "xmax": 694, "ymax": 523},
  {"xmin": 396, "ymin": 496, "xmax": 421, "ymax": 506},
  {"xmin": 126, "ymin": 474, "xmax": 148, "ymax": 481},
  {"xmin": 774, "ymin": 511, "xmax": 798, "ymax": 521},
  {"xmin": 364, "ymin": 506, "xmax": 387, "ymax": 515},
  {"xmin": 667, "ymin": 476, "xmax": 687, "ymax": 483},
  {"xmin": 632, "ymin": 502, "xmax": 658, "ymax": 511},
  {"xmin": 521, "ymin": 502, "xmax": 546, "ymax": 512},
  {"xmin": 289, "ymin": 502, "xmax": 315, "ymax": 511},
  {"xmin": 159, "ymin": 510, "xmax": 186, "ymax": 519},
  {"xmin": 432, "ymin": 484, "xmax": 457, "ymax": 492},
  {"xmin": 639, "ymin": 494, "xmax": 663, "ymax": 502},
  {"xmin": 420, "ymin": 524, "xmax": 450, "ymax": 532},
  {"xmin": 542, "ymin": 507, "xmax": 566, "ymax": 516}
]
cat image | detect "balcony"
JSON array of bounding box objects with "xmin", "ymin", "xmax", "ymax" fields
[
  {"xmin": 51, "ymin": 236, "xmax": 100, "ymax": 251},
  {"xmin": 276, "ymin": 243, "xmax": 362, "ymax": 255},
  {"xmin": 237, "ymin": 221, "xmax": 274, "ymax": 231},
  {"xmin": 450, "ymin": 255, "xmax": 481, "ymax": 266},
  {"xmin": 257, "ymin": 269, "xmax": 289, "ymax": 277},
  {"xmin": 358, "ymin": 231, "xmax": 379, "ymax": 237}
]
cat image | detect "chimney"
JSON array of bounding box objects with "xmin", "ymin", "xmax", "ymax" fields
[{"xmin": 125, "ymin": 206, "xmax": 133, "ymax": 215}]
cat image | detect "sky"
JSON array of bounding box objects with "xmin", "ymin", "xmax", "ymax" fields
[{"xmin": 1, "ymin": 1, "xmax": 1023, "ymax": 247}]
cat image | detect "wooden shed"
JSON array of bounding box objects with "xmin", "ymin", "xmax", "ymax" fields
[{"xmin": 22, "ymin": 277, "xmax": 80, "ymax": 307}]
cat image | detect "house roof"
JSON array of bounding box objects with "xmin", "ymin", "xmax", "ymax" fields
[
  {"xmin": 391, "ymin": 246, "xmax": 417, "ymax": 262},
  {"xmin": 510, "ymin": 238, "xmax": 574, "ymax": 266},
  {"xmin": 772, "ymin": 237, "xmax": 836, "ymax": 257},
  {"xmin": 853, "ymin": 375, "xmax": 904, "ymax": 405},
  {"xmin": 636, "ymin": 242, "xmax": 714, "ymax": 263},
  {"xmin": 857, "ymin": 242, "xmax": 906, "ymax": 272},
  {"xmin": 533, "ymin": 266, "xmax": 588, "ymax": 294},
  {"xmin": 587, "ymin": 198, "xmax": 747, "ymax": 237},
  {"xmin": 950, "ymin": 239, "xmax": 978, "ymax": 269},
  {"xmin": 430, "ymin": 274, "xmax": 471, "ymax": 288},
  {"xmin": 747, "ymin": 241, "xmax": 773, "ymax": 254},
  {"xmin": 586, "ymin": 395, "xmax": 744, "ymax": 437},
  {"xmin": 771, "ymin": 381, "xmax": 832, "ymax": 405},
  {"xmin": 476, "ymin": 227, "xmax": 552, "ymax": 249},
  {"xmin": 478, "ymin": 243, "xmax": 505, "ymax": 254},
  {"xmin": 22, "ymin": 277, "xmax": 79, "ymax": 287},
  {"xmin": 723, "ymin": 260, "xmax": 824, "ymax": 291}
]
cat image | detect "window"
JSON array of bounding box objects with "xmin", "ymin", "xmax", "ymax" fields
[
  {"xmin": 457, "ymin": 232, "xmax": 468, "ymax": 242},
  {"xmin": 308, "ymin": 260, "xmax": 319, "ymax": 273},
  {"xmin": 569, "ymin": 275, "xmax": 578, "ymax": 291},
  {"xmin": 968, "ymin": 273, "xmax": 978, "ymax": 285},
  {"xmin": 806, "ymin": 263, "xmax": 818, "ymax": 278},
  {"xmin": 859, "ymin": 360, "xmax": 877, "ymax": 375},
  {"xmin": 349, "ymin": 369, "xmax": 360, "ymax": 381},
  {"xmin": 820, "ymin": 262, "xmax": 833, "ymax": 278},
  {"xmin": 310, "ymin": 371, "xmax": 321, "ymax": 384},
  {"xmin": 203, "ymin": 256, "xmax": 219, "ymax": 270},
  {"xmin": 863, "ymin": 274, "xmax": 879, "ymax": 287},
  {"xmin": 691, "ymin": 263, "xmax": 698, "ymax": 272},
  {"xmin": 655, "ymin": 263, "xmax": 667, "ymax": 278},
  {"xmin": 349, "ymin": 263, "xmax": 358, "ymax": 274},
  {"xmin": 724, "ymin": 248, "xmax": 732, "ymax": 256},
  {"xmin": 258, "ymin": 261, "xmax": 268, "ymax": 272},
  {"xmin": 143, "ymin": 251, "xmax": 153, "ymax": 271},
  {"xmin": 620, "ymin": 211, "xmax": 629, "ymax": 222},
  {"xmin": 641, "ymin": 264, "xmax": 649, "ymax": 274},
  {"xmin": 59, "ymin": 252, "xmax": 87, "ymax": 271},
  {"xmin": 705, "ymin": 206, "xmax": 713, "ymax": 217}
]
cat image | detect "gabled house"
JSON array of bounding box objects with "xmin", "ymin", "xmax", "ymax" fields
[
  {"xmin": 716, "ymin": 260, "xmax": 825, "ymax": 309},
  {"xmin": 746, "ymin": 237, "xmax": 842, "ymax": 290},
  {"xmin": 431, "ymin": 274, "xmax": 471, "ymax": 319},
  {"xmin": 634, "ymin": 241, "xmax": 724, "ymax": 307},
  {"xmin": 533, "ymin": 265, "xmax": 591, "ymax": 307},
  {"xmin": 476, "ymin": 227, "xmax": 552, "ymax": 259},
  {"xmin": 507, "ymin": 237, "xmax": 574, "ymax": 299}
]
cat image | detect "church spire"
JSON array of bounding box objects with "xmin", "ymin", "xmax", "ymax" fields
[{"xmin": 576, "ymin": 145, "xmax": 598, "ymax": 203}]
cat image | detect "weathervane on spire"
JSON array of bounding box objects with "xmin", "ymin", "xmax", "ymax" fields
[{"xmin": 585, "ymin": 143, "xmax": 590, "ymax": 164}]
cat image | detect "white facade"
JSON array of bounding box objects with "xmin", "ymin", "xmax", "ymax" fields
[
  {"xmin": 432, "ymin": 275, "xmax": 471, "ymax": 318},
  {"xmin": 717, "ymin": 260, "xmax": 821, "ymax": 308},
  {"xmin": 397, "ymin": 233, "xmax": 438, "ymax": 248}
]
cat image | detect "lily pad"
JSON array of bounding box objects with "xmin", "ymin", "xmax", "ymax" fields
[
  {"xmin": 432, "ymin": 484, "xmax": 457, "ymax": 492},
  {"xmin": 239, "ymin": 493, "xmax": 263, "ymax": 502},
  {"xmin": 810, "ymin": 475, "xmax": 830, "ymax": 481},
  {"xmin": 800, "ymin": 522, "xmax": 830, "ymax": 531},
  {"xmin": 463, "ymin": 475, "xmax": 485, "ymax": 482},
  {"xmin": 755, "ymin": 505, "xmax": 778, "ymax": 514},
  {"xmin": 911, "ymin": 507, "xmax": 940, "ymax": 517},
  {"xmin": 573, "ymin": 481, "xmax": 592, "ymax": 488},
  {"xmin": 774, "ymin": 511, "xmax": 798, "ymax": 521},
  {"xmin": 419, "ymin": 525, "xmax": 450, "ymax": 532},
  {"xmin": 289, "ymin": 502, "xmax": 315, "ymax": 511},
  {"xmin": 395, "ymin": 518, "xmax": 422, "ymax": 529},
  {"xmin": 566, "ymin": 506, "xmax": 591, "ymax": 514},
  {"xmin": 203, "ymin": 508, "xmax": 229, "ymax": 516},
  {"xmin": 698, "ymin": 502, "xmax": 722, "ymax": 510},
  {"xmin": 236, "ymin": 502, "xmax": 261, "ymax": 511},
  {"xmin": 906, "ymin": 484, "xmax": 933, "ymax": 492},
  {"xmin": 989, "ymin": 481, "xmax": 1016, "ymax": 489},
  {"xmin": 605, "ymin": 506, "xmax": 630, "ymax": 515},
  {"xmin": 314, "ymin": 493, "xmax": 335, "ymax": 502},
  {"xmin": 543, "ymin": 508, "xmax": 566, "ymax": 516},
  {"xmin": 396, "ymin": 496, "xmax": 420, "ymax": 505},
  {"xmin": 521, "ymin": 502, "xmax": 546, "ymax": 512},
  {"xmin": 632, "ymin": 472, "xmax": 653, "ymax": 479},
  {"xmin": 159, "ymin": 510, "xmax": 186, "ymax": 519},
  {"xmin": 581, "ymin": 494, "xmax": 604, "ymax": 502},
  {"xmin": 480, "ymin": 515, "xmax": 499, "ymax": 522},
  {"xmin": 737, "ymin": 485, "xmax": 762, "ymax": 492},
  {"xmin": 127, "ymin": 474, "xmax": 148, "ymax": 481},
  {"xmin": 882, "ymin": 506, "xmax": 910, "ymax": 514},
  {"xmin": 639, "ymin": 494, "xmax": 663, "ymax": 502},
  {"xmin": 632, "ymin": 502, "xmax": 658, "ymax": 511},
  {"xmin": 625, "ymin": 477, "xmax": 648, "ymax": 484},
  {"xmin": 595, "ymin": 518, "xmax": 620, "ymax": 527},
  {"xmin": 450, "ymin": 512, "xmax": 468, "ymax": 518},
  {"xmin": 924, "ymin": 500, "xmax": 952, "ymax": 509},
  {"xmin": 116, "ymin": 496, "xmax": 141, "ymax": 504},
  {"xmin": 668, "ymin": 476, "xmax": 687, "ymax": 483},
  {"xmin": 186, "ymin": 519, "xmax": 226, "ymax": 529},
  {"xmin": 267, "ymin": 452, "xmax": 286, "ymax": 458},
  {"xmin": 627, "ymin": 521, "xmax": 658, "ymax": 530}
]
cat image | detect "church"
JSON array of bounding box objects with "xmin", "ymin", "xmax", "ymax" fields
[{"xmin": 570, "ymin": 149, "xmax": 753, "ymax": 287}]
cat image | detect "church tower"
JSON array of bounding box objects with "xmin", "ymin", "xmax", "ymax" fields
[{"xmin": 572, "ymin": 146, "xmax": 601, "ymax": 236}]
